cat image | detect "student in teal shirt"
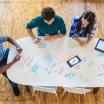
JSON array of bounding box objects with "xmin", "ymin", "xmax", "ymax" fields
[{"xmin": 26, "ymin": 7, "xmax": 66, "ymax": 43}]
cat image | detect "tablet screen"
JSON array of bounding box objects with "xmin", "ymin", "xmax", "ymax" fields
[
  {"xmin": 67, "ymin": 56, "xmax": 81, "ymax": 67},
  {"xmin": 95, "ymin": 38, "xmax": 104, "ymax": 53}
]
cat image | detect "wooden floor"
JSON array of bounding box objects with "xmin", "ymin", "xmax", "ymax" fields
[{"xmin": 0, "ymin": 0, "xmax": 104, "ymax": 104}]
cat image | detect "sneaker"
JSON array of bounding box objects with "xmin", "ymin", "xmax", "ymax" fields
[{"xmin": 12, "ymin": 86, "xmax": 20, "ymax": 96}]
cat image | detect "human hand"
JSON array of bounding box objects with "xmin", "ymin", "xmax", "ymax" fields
[
  {"xmin": 34, "ymin": 38, "xmax": 42, "ymax": 44},
  {"xmin": 44, "ymin": 34, "xmax": 52, "ymax": 40},
  {"xmin": 12, "ymin": 55, "xmax": 21, "ymax": 63},
  {"xmin": 16, "ymin": 45, "xmax": 23, "ymax": 54}
]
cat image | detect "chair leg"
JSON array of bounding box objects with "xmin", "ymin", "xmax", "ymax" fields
[
  {"xmin": 61, "ymin": 91, "xmax": 69, "ymax": 101},
  {"xmin": 93, "ymin": 88, "xmax": 99, "ymax": 94},
  {"xmin": 56, "ymin": 87, "xmax": 65, "ymax": 104},
  {"xmin": 32, "ymin": 90, "xmax": 39, "ymax": 103},
  {"xmin": 32, "ymin": 89, "xmax": 36, "ymax": 98},
  {"xmin": 56, "ymin": 87, "xmax": 65, "ymax": 98},
  {"xmin": 25, "ymin": 85, "xmax": 31, "ymax": 92},
  {"xmin": 55, "ymin": 93, "xmax": 61, "ymax": 104}
]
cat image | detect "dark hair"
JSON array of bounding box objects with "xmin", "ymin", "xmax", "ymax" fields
[
  {"xmin": 41, "ymin": 7, "xmax": 55, "ymax": 21},
  {"xmin": 76, "ymin": 11, "xmax": 96, "ymax": 35}
]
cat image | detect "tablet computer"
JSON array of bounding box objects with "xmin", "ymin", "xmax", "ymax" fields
[
  {"xmin": 67, "ymin": 55, "xmax": 81, "ymax": 67},
  {"xmin": 95, "ymin": 38, "xmax": 104, "ymax": 53}
]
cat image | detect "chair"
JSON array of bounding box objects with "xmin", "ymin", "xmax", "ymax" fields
[
  {"xmin": 64, "ymin": 87, "xmax": 92, "ymax": 94},
  {"xmin": 32, "ymin": 86, "xmax": 62, "ymax": 103}
]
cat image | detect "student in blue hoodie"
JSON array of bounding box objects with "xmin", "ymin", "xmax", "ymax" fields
[{"xmin": 69, "ymin": 11, "xmax": 99, "ymax": 94}]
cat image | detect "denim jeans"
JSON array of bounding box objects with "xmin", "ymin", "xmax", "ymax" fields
[{"xmin": 0, "ymin": 48, "xmax": 18, "ymax": 88}]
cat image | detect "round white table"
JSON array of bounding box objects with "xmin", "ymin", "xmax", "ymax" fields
[{"xmin": 7, "ymin": 36, "xmax": 104, "ymax": 87}]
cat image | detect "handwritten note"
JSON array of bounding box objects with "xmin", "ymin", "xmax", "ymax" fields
[
  {"xmin": 67, "ymin": 41, "xmax": 78, "ymax": 48},
  {"xmin": 97, "ymin": 64, "xmax": 104, "ymax": 77},
  {"xmin": 82, "ymin": 57, "xmax": 87, "ymax": 63},
  {"xmin": 31, "ymin": 64, "xmax": 39, "ymax": 72},
  {"xmin": 64, "ymin": 70, "xmax": 76, "ymax": 80},
  {"xmin": 44, "ymin": 63, "xmax": 57, "ymax": 74},
  {"xmin": 97, "ymin": 53, "xmax": 104, "ymax": 57},
  {"xmin": 18, "ymin": 54, "xmax": 34, "ymax": 67},
  {"xmin": 79, "ymin": 72, "xmax": 90, "ymax": 82},
  {"xmin": 74, "ymin": 65, "xmax": 80, "ymax": 70}
]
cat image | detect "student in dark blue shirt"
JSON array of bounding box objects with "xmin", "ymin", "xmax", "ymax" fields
[
  {"xmin": 0, "ymin": 35, "xmax": 22, "ymax": 96},
  {"xmin": 26, "ymin": 7, "xmax": 66, "ymax": 43},
  {"xmin": 69, "ymin": 11, "xmax": 96, "ymax": 46}
]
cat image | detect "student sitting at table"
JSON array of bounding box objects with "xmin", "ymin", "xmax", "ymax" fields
[
  {"xmin": 69, "ymin": 11, "xmax": 96, "ymax": 46},
  {"xmin": 69, "ymin": 11, "xmax": 99, "ymax": 94},
  {"xmin": 0, "ymin": 35, "xmax": 22, "ymax": 96},
  {"xmin": 26, "ymin": 7, "xmax": 66, "ymax": 43}
]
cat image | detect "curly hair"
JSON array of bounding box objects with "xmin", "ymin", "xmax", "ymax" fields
[{"xmin": 41, "ymin": 7, "xmax": 55, "ymax": 21}]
